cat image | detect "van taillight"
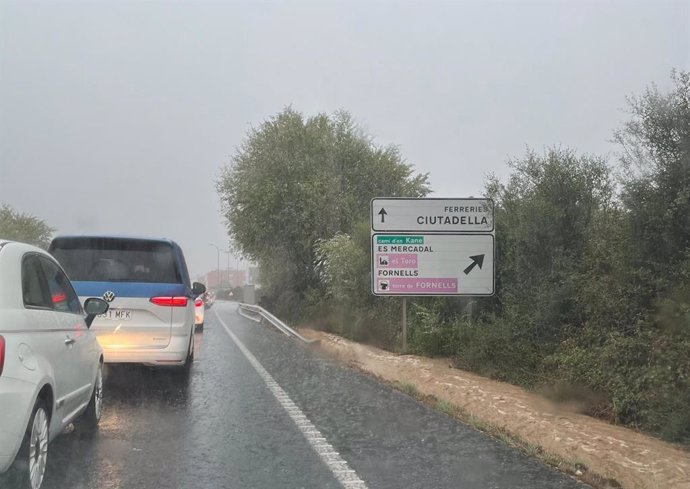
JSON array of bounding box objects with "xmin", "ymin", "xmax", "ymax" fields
[
  {"xmin": 150, "ymin": 296, "xmax": 188, "ymax": 307},
  {"xmin": 0, "ymin": 335, "xmax": 5, "ymax": 377},
  {"xmin": 195, "ymin": 299, "xmax": 203, "ymax": 307}
]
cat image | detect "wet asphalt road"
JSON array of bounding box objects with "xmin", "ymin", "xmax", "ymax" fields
[{"xmin": 8, "ymin": 301, "xmax": 588, "ymax": 489}]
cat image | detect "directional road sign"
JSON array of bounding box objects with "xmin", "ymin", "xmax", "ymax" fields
[
  {"xmin": 371, "ymin": 233, "xmax": 494, "ymax": 296},
  {"xmin": 371, "ymin": 198, "xmax": 494, "ymax": 233}
]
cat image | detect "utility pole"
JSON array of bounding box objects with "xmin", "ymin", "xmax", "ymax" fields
[
  {"xmin": 236, "ymin": 257, "xmax": 241, "ymax": 286},
  {"xmin": 224, "ymin": 250, "xmax": 231, "ymax": 287},
  {"xmin": 209, "ymin": 244, "xmax": 221, "ymax": 291}
]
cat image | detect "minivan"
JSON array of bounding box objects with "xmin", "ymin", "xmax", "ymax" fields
[{"xmin": 49, "ymin": 236, "xmax": 205, "ymax": 368}]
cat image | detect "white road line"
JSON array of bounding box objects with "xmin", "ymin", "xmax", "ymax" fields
[{"xmin": 214, "ymin": 308, "xmax": 369, "ymax": 489}]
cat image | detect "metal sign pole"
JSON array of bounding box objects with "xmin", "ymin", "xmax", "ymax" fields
[{"xmin": 402, "ymin": 297, "xmax": 408, "ymax": 353}]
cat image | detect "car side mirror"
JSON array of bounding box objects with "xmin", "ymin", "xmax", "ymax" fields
[
  {"xmin": 84, "ymin": 298, "xmax": 109, "ymax": 328},
  {"xmin": 192, "ymin": 282, "xmax": 206, "ymax": 297}
]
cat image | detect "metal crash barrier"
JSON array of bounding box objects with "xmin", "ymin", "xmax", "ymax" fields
[{"xmin": 236, "ymin": 303, "xmax": 317, "ymax": 344}]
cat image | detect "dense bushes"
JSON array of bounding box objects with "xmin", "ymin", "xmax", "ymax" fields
[
  {"xmin": 313, "ymin": 222, "xmax": 404, "ymax": 347},
  {"xmin": 221, "ymin": 72, "xmax": 690, "ymax": 443},
  {"xmin": 405, "ymin": 71, "xmax": 690, "ymax": 443},
  {"xmin": 315, "ymin": 71, "xmax": 690, "ymax": 442}
]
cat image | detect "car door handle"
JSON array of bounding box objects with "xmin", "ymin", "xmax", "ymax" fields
[{"xmin": 64, "ymin": 337, "xmax": 76, "ymax": 345}]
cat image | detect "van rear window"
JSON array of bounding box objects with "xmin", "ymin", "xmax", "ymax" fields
[{"xmin": 50, "ymin": 238, "xmax": 181, "ymax": 284}]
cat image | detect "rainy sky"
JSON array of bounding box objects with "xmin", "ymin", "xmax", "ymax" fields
[{"xmin": 1, "ymin": 0, "xmax": 687, "ymax": 278}]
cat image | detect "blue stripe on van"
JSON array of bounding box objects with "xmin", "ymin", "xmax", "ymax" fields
[{"xmin": 71, "ymin": 281, "xmax": 189, "ymax": 298}]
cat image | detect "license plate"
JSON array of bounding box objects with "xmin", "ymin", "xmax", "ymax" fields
[{"xmin": 98, "ymin": 309, "xmax": 133, "ymax": 321}]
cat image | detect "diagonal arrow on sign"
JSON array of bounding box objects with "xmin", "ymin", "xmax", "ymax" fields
[{"xmin": 463, "ymin": 254, "xmax": 485, "ymax": 275}]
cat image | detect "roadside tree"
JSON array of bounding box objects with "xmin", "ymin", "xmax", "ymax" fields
[
  {"xmin": 0, "ymin": 204, "xmax": 54, "ymax": 249},
  {"xmin": 217, "ymin": 108, "xmax": 429, "ymax": 320}
]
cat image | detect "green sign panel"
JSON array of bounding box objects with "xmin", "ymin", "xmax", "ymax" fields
[{"xmin": 376, "ymin": 236, "xmax": 424, "ymax": 245}]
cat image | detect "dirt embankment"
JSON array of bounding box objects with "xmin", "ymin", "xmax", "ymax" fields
[{"xmin": 298, "ymin": 328, "xmax": 690, "ymax": 489}]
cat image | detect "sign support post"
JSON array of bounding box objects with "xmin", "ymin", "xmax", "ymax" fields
[{"xmin": 402, "ymin": 297, "xmax": 408, "ymax": 353}]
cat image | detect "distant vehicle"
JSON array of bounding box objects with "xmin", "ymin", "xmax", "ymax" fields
[
  {"xmin": 194, "ymin": 296, "xmax": 204, "ymax": 330},
  {"xmin": 0, "ymin": 240, "xmax": 109, "ymax": 489},
  {"xmin": 48, "ymin": 236, "xmax": 205, "ymax": 369},
  {"xmin": 202, "ymin": 290, "xmax": 214, "ymax": 309}
]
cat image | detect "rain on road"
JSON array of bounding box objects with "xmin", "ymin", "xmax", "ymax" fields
[{"xmin": 15, "ymin": 302, "xmax": 587, "ymax": 489}]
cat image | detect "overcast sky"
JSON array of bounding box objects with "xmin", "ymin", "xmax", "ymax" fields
[{"xmin": 1, "ymin": 0, "xmax": 687, "ymax": 278}]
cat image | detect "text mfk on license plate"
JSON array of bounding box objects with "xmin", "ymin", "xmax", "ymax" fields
[{"xmin": 99, "ymin": 309, "xmax": 132, "ymax": 321}]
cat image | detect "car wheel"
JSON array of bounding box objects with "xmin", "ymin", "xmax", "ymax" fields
[
  {"xmin": 189, "ymin": 330, "xmax": 195, "ymax": 361},
  {"xmin": 11, "ymin": 399, "xmax": 49, "ymax": 489},
  {"xmin": 196, "ymin": 322, "xmax": 204, "ymax": 331},
  {"xmin": 74, "ymin": 361, "xmax": 103, "ymax": 433},
  {"xmin": 182, "ymin": 330, "xmax": 194, "ymax": 371}
]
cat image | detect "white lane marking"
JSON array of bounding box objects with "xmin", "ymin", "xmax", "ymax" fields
[{"xmin": 214, "ymin": 308, "xmax": 369, "ymax": 489}]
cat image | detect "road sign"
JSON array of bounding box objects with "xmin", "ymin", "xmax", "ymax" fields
[
  {"xmin": 371, "ymin": 198, "xmax": 494, "ymax": 233},
  {"xmin": 371, "ymin": 233, "xmax": 494, "ymax": 296}
]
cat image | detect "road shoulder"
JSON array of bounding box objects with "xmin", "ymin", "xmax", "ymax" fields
[{"xmin": 298, "ymin": 328, "xmax": 690, "ymax": 489}]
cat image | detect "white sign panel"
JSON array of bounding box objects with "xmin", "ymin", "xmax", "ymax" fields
[
  {"xmin": 371, "ymin": 233, "xmax": 494, "ymax": 296},
  {"xmin": 371, "ymin": 198, "xmax": 494, "ymax": 233}
]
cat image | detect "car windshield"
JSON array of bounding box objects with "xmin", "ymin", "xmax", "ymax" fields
[{"xmin": 50, "ymin": 238, "xmax": 181, "ymax": 284}]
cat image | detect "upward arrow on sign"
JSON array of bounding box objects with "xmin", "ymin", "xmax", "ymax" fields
[{"xmin": 378, "ymin": 208, "xmax": 388, "ymax": 223}]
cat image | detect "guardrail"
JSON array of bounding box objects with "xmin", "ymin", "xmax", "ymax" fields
[{"xmin": 236, "ymin": 303, "xmax": 318, "ymax": 344}]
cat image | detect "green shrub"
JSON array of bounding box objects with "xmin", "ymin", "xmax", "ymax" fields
[
  {"xmin": 544, "ymin": 321, "xmax": 690, "ymax": 443},
  {"xmin": 453, "ymin": 314, "xmax": 548, "ymax": 387},
  {"xmin": 408, "ymin": 302, "xmax": 463, "ymax": 357}
]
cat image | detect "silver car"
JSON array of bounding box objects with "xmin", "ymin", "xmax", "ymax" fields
[
  {"xmin": 0, "ymin": 240, "xmax": 109, "ymax": 489},
  {"xmin": 49, "ymin": 236, "xmax": 205, "ymax": 367}
]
